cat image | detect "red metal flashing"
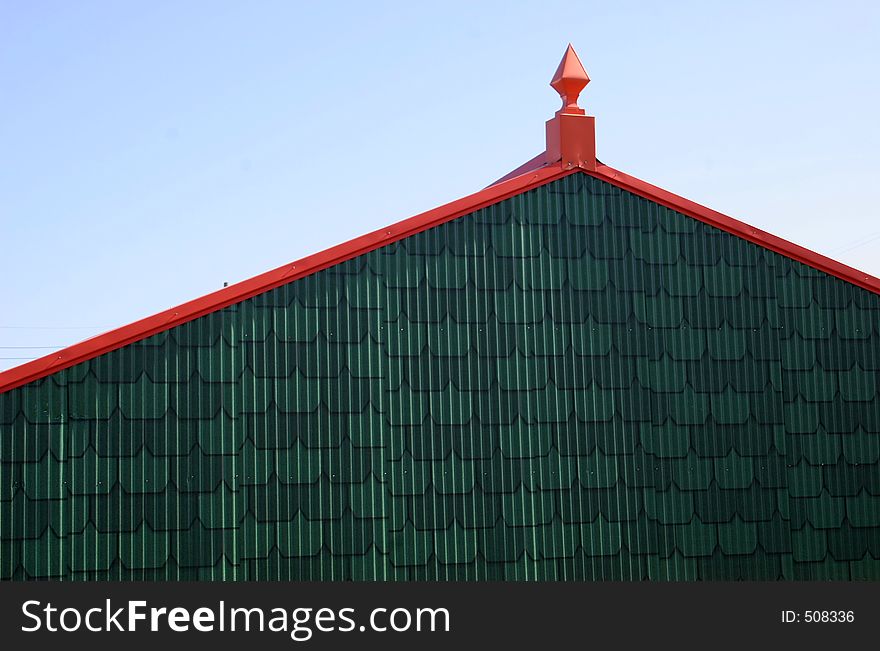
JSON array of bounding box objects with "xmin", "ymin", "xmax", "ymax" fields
[
  {"xmin": 0, "ymin": 165, "xmax": 570, "ymax": 394},
  {"xmin": 487, "ymin": 152, "xmax": 548, "ymax": 187},
  {"xmin": 2, "ymin": 43, "xmax": 878, "ymax": 394},
  {"xmin": 589, "ymin": 162, "xmax": 880, "ymax": 295},
  {"xmin": 2, "ymin": 160, "xmax": 878, "ymax": 395}
]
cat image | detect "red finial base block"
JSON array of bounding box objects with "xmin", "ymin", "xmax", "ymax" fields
[{"xmin": 545, "ymin": 113, "xmax": 596, "ymax": 170}]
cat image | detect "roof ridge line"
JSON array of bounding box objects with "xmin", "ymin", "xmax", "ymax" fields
[
  {"xmin": 590, "ymin": 163, "xmax": 880, "ymax": 295},
  {"xmin": 2, "ymin": 160, "xmax": 879, "ymax": 394},
  {"xmin": 0, "ymin": 165, "xmax": 570, "ymax": 393}
]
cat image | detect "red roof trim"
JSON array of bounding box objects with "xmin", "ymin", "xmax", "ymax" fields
[
  {"xmin": 487, "ymin": 152, "xmax": 548, "ymax": 187},
  {"xmin": 2, "ymin": 160, "xmax": 878, "ymax": 394},
  {"xmin": 589, "ymin": 163, "xmax": 880, "ymax": 295},
  {"xmin": 0, "ymin": 165, "xmax": 570, "ymax": 394}
]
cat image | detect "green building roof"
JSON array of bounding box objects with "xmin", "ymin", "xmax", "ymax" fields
[
  {"xmin": 0, "ymin": 46, "xmax": 878, "ymax": 581},
  {"xmin": 1, "ymin": 172, "xmax": 878, "ymax": 580}
]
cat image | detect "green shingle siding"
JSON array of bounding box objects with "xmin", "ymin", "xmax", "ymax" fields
[{"xmin": 1, "ymin": 172, "xmax": 879, "ymax": 580}]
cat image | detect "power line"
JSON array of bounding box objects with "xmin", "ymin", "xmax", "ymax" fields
[
  {"xmin": 829, "ymin": 232, "xmax": 880, "ymax": 255},
  {"xmin": 0, "ymin": 326, "xmax": 104, "ymax": 330},
  {"xmin": 0, "ymin": 346, "xmax": 63, "ymax": 349}
]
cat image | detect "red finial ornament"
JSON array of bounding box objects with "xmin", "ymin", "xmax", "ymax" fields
[
  {"xmin": 550, "ymin": 44, "xmax": 590, "ymax": 116},
  {"xmin": 545, "ymin": 44, "xmax": 596, "ymax": 170}
]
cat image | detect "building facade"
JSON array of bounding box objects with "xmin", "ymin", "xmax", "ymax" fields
[{"xmin": 1, "ymin": 47, "xmax": 878, "ymax": 580}]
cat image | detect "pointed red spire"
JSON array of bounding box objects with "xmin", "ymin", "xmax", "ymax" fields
[
  {"xmin": 550, "ymin": 44, "xmax": 590, "ymax": 115},
  {"xmin": 545, "ymin": 44, "xmax": 596, "ymax": 170}
]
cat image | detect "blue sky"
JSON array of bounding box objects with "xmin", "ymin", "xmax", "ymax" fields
[{"xmin": 1, "ymin": 0, "xmax": 879, "ymax": 370}]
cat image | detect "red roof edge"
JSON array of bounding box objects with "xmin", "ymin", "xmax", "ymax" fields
[
  {"xmin": 0, "ymin": 165, "xmax": 570, "ymax": 394},
  {"xmin": 487, "ymin": 152, "xmax": 548, "ymax": 187},
  {"xmin": 590, "ymin": 163, "xmax": 880, "ymax": 296},
  {"xmin": 2, "ymin": 159, "xmax": 878, "ymax": 395}
]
